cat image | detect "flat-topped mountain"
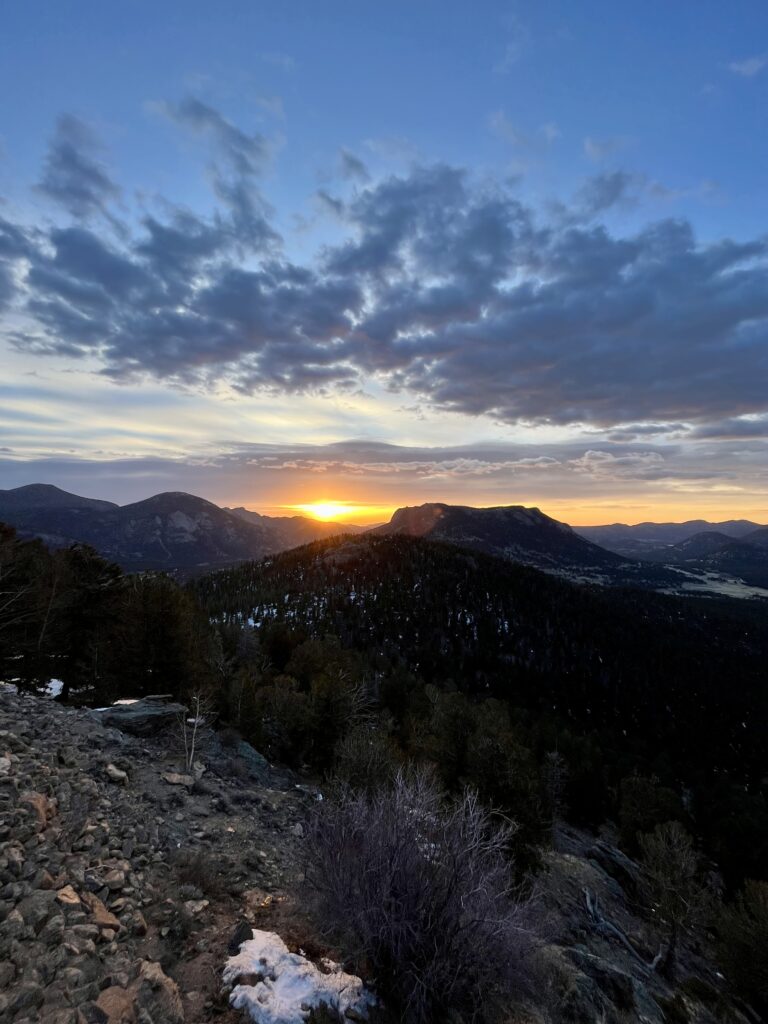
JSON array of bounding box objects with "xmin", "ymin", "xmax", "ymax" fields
[
  {"xmin": 374, "ymin": 502, "xmax": 633, "ymax": 578},
  {"xmin": 0, "ymin": 485, "xmax": 358, "ymax": 573},
  {"xmin": 371, "ymin": 503, "xmax": 768, "ymax": 596}
]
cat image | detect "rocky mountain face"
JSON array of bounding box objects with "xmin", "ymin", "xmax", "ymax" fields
[
  {"xmin": 376, "ymin": 502, "xmax": 623, "ymax": 570},
  {"xmin": 0, "ymin": 686, "xmax": 753, "ymax": 1024},
  {"xmin": 0, "ymin": 487, "xmax": 356, "ymax": 574},
  {"xmin": 408, "ymin": 506, "xmax": 768, "ymax": 594},
  {"xmin": 372, "ymin": 502, "xmax": 690, "ymax": 589}
]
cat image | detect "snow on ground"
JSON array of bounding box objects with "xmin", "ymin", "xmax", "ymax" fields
[{"xmin": 223, "ymin": 929, "xmax": 375, "ymax": 1024}]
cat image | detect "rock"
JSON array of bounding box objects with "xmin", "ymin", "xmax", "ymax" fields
[
  {"xmin": 18, "ymin": 889, "xmax": 57, "ymax": 930},
  {"xmin": 56, "ymin": 885, "xmax": 82, "ymax": 909},
  {"xmin": 92, "ymin": 697, "xmax": 186, "ymax": 737},
  {"xmin": 235, "ymin": 740, "xmax": 270, "ymax": 780},
  {"xmin": 104, "ymin": 870, "xmax": 125, "ymax": 891},
  {"xmin": 228, "ymin": 919, "xmax": 253, "ymax": 954},
  {"xmin": 162, "ymin": 772, "xmax": 194, "ymax": 787},
  {"xmin": 95, "ymin": 986, "xmax": 135, "ymax": 1024},
  {"xmin": 183, "ymin": 899, "xmax": 209, "ymax": 916},
  {"xmin": 587, "ymin": 840, "xmax": 640, "ymax": 899},
  {"xmin": 20, "ymin": 790, "xmax": 55, "ymax": 828},
  {"xmin": 129, "ymin": 961, "xmax": 184, "ymax": 1024},
  {"xmin": 82, "ymin": 892, "xmax": 122, "ymax": 932},
  {"xmin": 105, "ymin": 764, "xmax": 128, "ymax": 785},
  {"xmin": 77, "ymin": 1003, "xmax": 109, "ymax": 1024}
]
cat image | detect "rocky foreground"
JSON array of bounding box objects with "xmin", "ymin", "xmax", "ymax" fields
[
  {"xmin": 0, "ymin": 686, "xmax": 754, "ymax": 1024},
  {"xmin": 0, "ymin": 687, "xmax": 310, "ymax": 1023}
]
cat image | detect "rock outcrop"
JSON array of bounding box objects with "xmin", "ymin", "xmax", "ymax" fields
[
  {"xmin": 91, "ymin": 696, "xmax": 188, "ymax": 737},
  {"xmin": 0, "ymin": 686, "xmax": 309, "ymax": 1023}
]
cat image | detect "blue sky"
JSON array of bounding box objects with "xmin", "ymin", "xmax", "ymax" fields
[{"xmin": 1, "ymin": 1, "xmax": 767, "ymax": 522}]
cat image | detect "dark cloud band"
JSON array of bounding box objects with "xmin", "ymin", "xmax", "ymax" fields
[{"xmin": 3, "ymin": 104, "xmax": 768, "ymax": 431}]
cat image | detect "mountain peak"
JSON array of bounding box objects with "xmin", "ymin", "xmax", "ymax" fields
[{"xmin": 0, "ymin": 483, "xmax": 117, "ymax": 511}]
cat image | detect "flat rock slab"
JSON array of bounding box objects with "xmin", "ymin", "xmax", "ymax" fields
[{"xmin": 93, "ymin": 697, "xmax": 186, "ymax": 736}]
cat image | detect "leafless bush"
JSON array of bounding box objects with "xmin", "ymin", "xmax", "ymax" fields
[
  {"xmin": 306, "ymin": 768, "xmax": 537, "ymax": 1024},
  {"xmin": 171, "ymin": 849, "xmax": 223, "ymax": 897},
  {"xmin": 176, "ymin": 689, "xmax": 214, "ymax": 769},
  {"xmin": 332, "ymin": 723, "xmax": 399, "ymax": 795}
]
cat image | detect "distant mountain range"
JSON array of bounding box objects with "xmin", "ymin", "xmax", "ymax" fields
[
  {"xmin": 576, "ymin": 519, "xmax": 768, "ymax": 588},
  {"xmin": 576, "ymin": 518, "xmax": 762, "ymax": 554},
  {"xmin": 0, "ymin": 485, "xmax": 361, "ymax": 573},
  {"xmin": 2, "ymin": 485, "xmax": 767, "ymax": 597}
]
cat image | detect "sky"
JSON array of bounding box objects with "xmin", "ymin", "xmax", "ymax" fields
[{"xmin": 1, "ymin": 0, "xmax": 767, "ymax": 525}]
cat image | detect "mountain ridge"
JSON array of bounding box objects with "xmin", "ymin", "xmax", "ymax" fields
[{"xmin": 0, "ymin": 486, "xmax": 359, "ymax": 573}]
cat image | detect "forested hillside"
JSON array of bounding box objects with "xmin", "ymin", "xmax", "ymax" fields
[
  {"xmin": 4, "ymin": 522, "xmax": 768, "ymax": 1018},
  {"xmin": 191, "ymin": 533, "xmax": 768, "ymax": 885}
]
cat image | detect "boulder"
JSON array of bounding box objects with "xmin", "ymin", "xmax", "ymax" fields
[
  {"xmin": 129, "ymin": 961, "xmax": 184, "ymax": 1024},
  {"xmin": 92, "ymin": 697, "xmax": 186, "ymax": 737},
  {"xmin": 234, "ymin": 740, "xmax": 270, "ymax": 781}
]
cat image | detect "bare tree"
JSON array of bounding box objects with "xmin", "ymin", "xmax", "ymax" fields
[
  {"xmin": 639, "ymin": 821, "xmax": 711, "ymax": 980},
  {"xmin": 177, "ymin": 689, "xmax": 214, "ymax": 770},
  {"xmin": 306, "ymin": 768, "xmax": 537, "ymax": 1024}
]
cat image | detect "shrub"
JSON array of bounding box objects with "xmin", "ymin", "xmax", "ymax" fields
[
  {"xmin": 717, "ymin": 880, "xmax": 768, "ymax": 1014},
  {"xmin": 306, "ymin": 768, "xmax": 536, "ymax": 1024},
  {"xmin": 332, "ymin": 724, "xmax": 399, "ymax": 795},
  {"xmin": 171, "ymin": 850, "xmax": 223, "ymax": 897},
  {"xmin": 619, "ymin": 773, "xmax": 686, "ymax": 853}
]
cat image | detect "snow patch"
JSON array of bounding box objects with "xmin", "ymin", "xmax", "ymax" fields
[{"xmin": 223, "ymin": 929, "xmax": 375, "ymax": 1024}]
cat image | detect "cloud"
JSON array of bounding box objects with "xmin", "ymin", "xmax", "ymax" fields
[
  {"xmin": 254, "ymin": 95, "xmax": 285, "ymax": 119},
  {"xmin": 339, "ymin": 148, "xmax": 370, "ymax": 182},
  {"xmin": 2, "ymin": 437, "xmax": 767, "ymax": 515},
  {"xmin": 488, "ymin": 110, "xmax": 524, "ymax": 146},
  {"xmin": 5, "ymin": 106, "xmax": 768, "ymax": 435},
  {"xmin": 36, "ymin": 115, "xmax": 121, "ymax": 220},
  {"xmin": 493, "ymin": 15, "xmax": 530, "ymax": 73},
  {"xmin": 160, "ymin": 97, "xmax": 271, "ymax": 177},
  {"xmin": 583, "ymin": 135, "xmax": 627, "ymax": 163},
  {"xmin": 728, "ymin": 55, "xmax": 766, "ymax": 77},
  {"xmin": 689, "ymin": 416, "xmax": 768, "ymax": 440},
  {"xmin": 574, "ymin": 171, "xmax": 640, "ymax": 218}
]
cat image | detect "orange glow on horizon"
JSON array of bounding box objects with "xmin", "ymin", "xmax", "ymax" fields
[
  {"xmin": 286, "ymin": 501, "xmax": 395, "ymax": 524},
  {"xmin": 250, "ymin": 495, "xmax": 768, "ymax": 529}
]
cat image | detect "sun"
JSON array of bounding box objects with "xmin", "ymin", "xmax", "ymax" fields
[{"xmin": 293, "ymin": 501, "xmax": 353, "ymax": 521}]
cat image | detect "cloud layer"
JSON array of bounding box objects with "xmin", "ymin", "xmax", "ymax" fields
[{"xmin": 2, "ymin": 102, "xmax": 768, "ymax": 434}]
